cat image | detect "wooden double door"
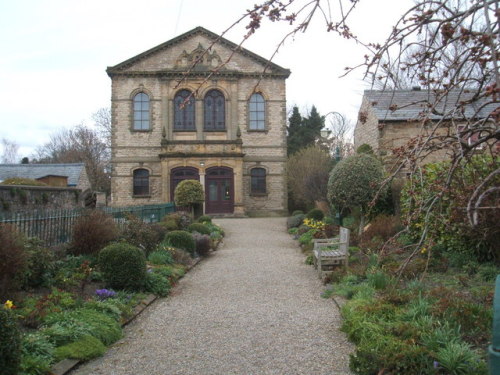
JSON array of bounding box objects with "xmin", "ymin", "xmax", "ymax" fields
[{"xmin": 170, "ymin": 166, "xmax": 234, "ymax": 214}]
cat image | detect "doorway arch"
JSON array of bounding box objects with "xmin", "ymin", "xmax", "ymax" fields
[{"xmin": 205, "ymin": 167, "xmax": 234, "ymax": 214}]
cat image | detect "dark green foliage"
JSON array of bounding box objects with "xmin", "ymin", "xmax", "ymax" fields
[
  {"xmin": 144, "ymin": 272, "xmax": 171, "ymax": 297},
  {"xmin": 165, "ymin": 230, "xmax": 196, "ymax": 256},
  {"xmin": 197, "ymin": 215, "xmax": 212, "ymax": 224},
  {"xmin": 291, "ymin": 210, "xmax": 304, "ymax": 216},
  {"xmin": 162, "ymin": 212, "xmax": 192, "ymax": 230},
  {"xmin": 20, "ymin": 332, "xmax": 55, "ymax": 375},
  {"xmin": 287, "ymin": 105, "xmax": 325, "ymax": 156},
  {"xmin": 22, "ymin": 238, "xmax": 55, "ymax": 289},
  {"xmin": 71, "ymin": 209, "xmax": 119, "ymax": 256},
  {"xmin": 54, "ymin": 335, "xmax": 106, "ymax": 361},
  {"xmin": 148, "ymin": 249, "xmax": 174, "ymax": 265},
  {"xmin": 306, "ymin": 208, "xmax": 324, "ymax": 220},
  {"xmin": 287, "ymin": 214, "xmax": 305, "ymax": 229},
  {"xmin": 356, "ymin": 143, "xmax": 374, "ymax": 154},
  {"xmin": 174, "ymin": 180, "xmax": 204, "ymax": 207},
  {"xmin": 187, "ymin": 223, "xmax": 211, "ymax": 235},
  {"xmin": 161, "ymin": 217, "xmax": 178, "ymax": 230},
  {"xmin": 0, "ymin": 223, "xmax": 27, "ymax": 299},
  {"xmin": 0, "ymin": 308, "xmax": 22, "ymax": 375},
  {"xmin": 121, "ymin": 214, "xmax": 163, "ymax": 255},
  {"xmin": 298, "ymin": 229, "xmax": 318, "ymax": 245},
  {"xmin": 193, "ymin": 232, "xmax": 211, "ymax": 256},
  {"xmin": 99, "ymin": 243, "xmax": 147, "ymax": 290},
  {"xmin": 43, "ymin": 308, "xmax": 122, "ymax": 346}
]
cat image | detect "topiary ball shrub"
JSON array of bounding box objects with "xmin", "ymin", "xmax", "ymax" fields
[
  {"xmin": 71, "ymin": 210, "xmax": 119, "ymax": 256},
  {"xmin": 187, "ymin": 223, "xmax": 211, "ymax": 235},
  {"xmin": 0, "ymin": 223, "xmax": 27, "ymax": 299},
  {"xmin": 291, "ymin": 210, "xmax": 304, "ymax": 216},
  {"xmin": 306, "ymin": 208, "xmax": 325, "ymax": 221},
  {"xmin": 165, "ymin": 230, "xmax": 196, "ymax": 256},
  {"xmin": 287, "ymin": 214, "xmax": 305, "ymax": 229},
  {"xmin": 98, "ymin": 243, "xmax": 147, "ymax": 290},
  {"xmin": 174, "ymin": 180, "xmax": 204, "ymax": 209},
  {"xmin": 193, "ymin": 232, "xmax": 211, "ymax": 256},
  {"xmin": 0, "ymin": 307, "xmax": 22, "ymax": 375},
  {"xmin": 197, "ymin": 215, "xmax": 212, "ymax": 224}
]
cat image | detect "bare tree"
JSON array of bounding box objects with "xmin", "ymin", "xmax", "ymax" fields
[
  {"xmin": 1, "ymin": 138, "xmax": 20, "ymax": 164},
  {"xmin": 92, "ymin": 107, "xmax": 112, "ymax": 149},
  {"xmin": 33, "ymin": 124, "xmax": 110, "ymax": 193},
  {"xmin": 319, "ymin": 112, "xmax": 354, "ymax": 159}
]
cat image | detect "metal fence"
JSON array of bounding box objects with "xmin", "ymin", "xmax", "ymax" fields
[{"xmin": 0, "ymin": 203, "xmax": 175, "ymax": 246}]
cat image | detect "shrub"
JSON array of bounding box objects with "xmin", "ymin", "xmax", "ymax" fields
[
  {"xmin": 187, "ymin": 223, "xmax": 211, "ymax": 235},
  {"xmin": 22, "ymin": 238, "xmax": 55, "ymax": 289},
  {"xmin": 54, "ymin": 335, "xmax": 106, "ymax": 361},
  {"xmin": 435, "ymin": 341, "xmax": 486, "ymax": 375},
  {"xmin": 145, "ymin": 272, "xmax": 171, "ymax": 297},
  {"xmin": 71, "ymin": 210, "xmax": 118, "ymax": 256},
  {"xmin": 161, "ymin": 217, "xmax": 178, "ymax": 231},
  {"xmin": 148, "ymin": 250, "xmax": 174, "ymax": 265},
  {"xmin": 0, "ymin": 307, "xmax": 22, "ymax": 375},
  {"xmin": 121, "ymin": 214, "xmax": 162, "ymax": 255},
  {"xmin": 170, "ymin": 247, "xmax": 193, "ymax": 266},
  {"xmin": 287, "ymin": 214, "xmax": 305, "ymax": 229},
  {"xmin": 20, "ymin": 332, "xmax": 55, "ymax": 375},
  {"xmin": 362, "ymin": 215, "xmax": 400, "ymax": 243},
  {"xmin": 162, "ymin": 212, "xmax": 192, "ymax": 230},
  {"xmin": 165, "ymin": 230, "xmax": 196, "ymax": 256},
  {"xmin": 299, "ymin": 229, "xmax": 318, "ymax": 245},
  {"xmin": 197, "ymin": 215, "xmax": 212, "ymax": 224},
  {"xmin": 306, "ymin": 208, "xmax": 325, "ymax": 221},
  {"xmin": 174, "ymin": 180, "xmax": 204, "ymax": 209},
  {"xmin": 0, "ymin": 223, "xmax": 27, "ymax": 299},
  {"xmin": 356, "ymin": 143, "xmax": 374, "ymax": 154},
  {"xmin": 292, "ymin": 210, "xmax": 304, "ymax": 216},
  {"xmin": 193, "ymin": 232, "xmax": 211, "ymax": 256},
  {"xmin": 98, "ymin": 243, "xmax": 147, "ymax": 290}
]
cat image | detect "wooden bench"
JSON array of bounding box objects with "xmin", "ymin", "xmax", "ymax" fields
[{"xmin": 313, "ymin": 226, "xmax": 350, "ymax": 279}]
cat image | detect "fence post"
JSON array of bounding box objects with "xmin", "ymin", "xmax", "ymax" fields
[{"xmin": 490, "ymin": 275, "xmax": 500, "ymax": 374}]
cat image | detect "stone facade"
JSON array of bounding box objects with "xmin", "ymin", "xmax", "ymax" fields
[{"xmin": 108, "ymin": 27, "xmax": 290, "ymax": 216}]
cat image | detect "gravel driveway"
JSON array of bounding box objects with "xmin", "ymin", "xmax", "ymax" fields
[{"xmin": 71, "ymin": 217, "xmax": 353, "ymax": 375}]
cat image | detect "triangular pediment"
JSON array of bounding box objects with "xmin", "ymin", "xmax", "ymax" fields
[{"xmin": 107, "ymin": 26, "xmax": 290, "ymax": 78}]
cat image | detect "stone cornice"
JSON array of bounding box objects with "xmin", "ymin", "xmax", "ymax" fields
[
  {"xmin": 161, "ymin": 139, "xmax": 243, "ymax": 146},
  {"xmin": 107, "ymin": 70, "xmax": 289, "ymax": 79},
  {"xmin": 159, "ymin": 152, "xmax": 245, "ymax": 158}
]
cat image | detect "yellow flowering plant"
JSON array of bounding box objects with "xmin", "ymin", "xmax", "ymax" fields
[
  {"xmin": 3, "ymin": 300, "xmax": 15, "ymax": 309},
  {"xmin": 303, "ymin": 218, "xmax": 326, "ymax": 231}
]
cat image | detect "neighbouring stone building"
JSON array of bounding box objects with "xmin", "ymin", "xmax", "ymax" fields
[
  {"xmin": 354, "ymin": 88, "xmax": 497, "ymax": 172},
  {"xmin": 107, "ymin": 27, "xmax": 290, "ymax": 216}
]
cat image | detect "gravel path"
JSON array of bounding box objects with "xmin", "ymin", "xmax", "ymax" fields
[{"xmin": 71, "ymin": 217, "xmax": 353, "ymax": 375}]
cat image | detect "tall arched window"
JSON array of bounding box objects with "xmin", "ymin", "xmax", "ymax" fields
[
  {"xmin": 248, "ymin": 93, "xmax": 265, "ymax": 130},
  {"xmin": 133, "ymin": 93, "xmax": 150, "ymax": 130},
  {"xmin": 174, "ymin": 90, "xmax": 195, "ymax": 130},
  {"xmin": 250, "ymin": 167, "xmax": 266, "ymax": 194},
  {"xmin": 204, "ymin": 89, "xmax": 225, "ymax": 130},
  {"xmin": 133, "ymin": 169, "xmax": 149, "ymax": 196}
]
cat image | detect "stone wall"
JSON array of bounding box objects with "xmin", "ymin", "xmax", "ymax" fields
[{"xmin": 0, "ymin": 185, "xmax": 83, "ymax": 214}]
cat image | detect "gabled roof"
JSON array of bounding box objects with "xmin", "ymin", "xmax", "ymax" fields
[
  {"xmin": 107, "ymin": 26, "xmax": 290, "ymax": 77},
  {"xmin": 364, "ymin": 89, "xmax": 498, "ymax": 121},
  {"xmin": 0, "ymin": 163, "xmax": 85, "ymax": 186}
]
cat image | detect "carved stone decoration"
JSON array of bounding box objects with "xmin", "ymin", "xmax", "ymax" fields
[{"xmin": 175, "ymin": 43, "xmax": 223, "ymax": 69}]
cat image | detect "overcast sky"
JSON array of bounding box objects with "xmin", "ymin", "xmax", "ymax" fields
[{"xmin": 0, "ymin": 0, "xmax": 413, "ymax": 158}]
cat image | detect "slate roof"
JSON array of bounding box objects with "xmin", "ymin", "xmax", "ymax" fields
[
  {"xmin": 0, "ymin": 163, "xmax": 85, "ymax": 186},
  {"xmin": 364, "ymin": 89, "xmax": 498, "ymax": 122},
  {"xmin": 107, "ymin": 26, "xmax": 290, "ymax": 78}
]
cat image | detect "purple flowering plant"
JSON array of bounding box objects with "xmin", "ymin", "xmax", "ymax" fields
[{"xmin": 95, "ymin": 288, "xmax": 116, "ymax": 300}]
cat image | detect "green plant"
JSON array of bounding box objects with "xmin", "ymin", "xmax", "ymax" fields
[
  {"xmin": 121, "ymin": 214, "xmax": 163, "ymax": 255},
  {"xmin": 197, "ymin": 215, "xmax": 212, "ymax": 224},
  {"xmin": 0, "ymin": 307, "xmax": 22, "ymax": 375},
  {"xmin": 0, "ymin": 223, "xmax": 27, "ymax": 299},
  {"xmin": 174, "ymin": 180, "xmax": 204, "ymax": 210},
  {"xmin": 287, "ymin": 213, "xmax": 305, "ymax": 229},
  {"xmin": 367, "ymin": 271, "xmax": 391, "ymax": 290},
  {"xmin": 288, "ymin": 227, "xmax": 298, "ymax": 235},
  {"xmin": 99, "ymin": 243, "xmax": 147, "ymax": 290},
  {"xmin": 22, "ymin": 238, "xmax": 55, "ymax": 289},
  {"xmin": 54, "ymin": 335, "xmax": 106, "ymax": 361},
  {"xmin": 187, "ymin": 223, "xmax": 211, "ymax": 235},
  {"xmin": 435, "ymin": 341, "xmax": 485, "ymax": 375},
  {"xmin": 298, "ymin": 229, "xmax": 318, "ymax": 245},
  {"xmin": 165, "ymin": 230, "xmax": 196, "ymax": 256},
  {"xmin": 305, "ymin": 254, "xmax": 314, "ymax": 265},
  {"xmin": 20, "ymin": 332, "xmax": 55, "ymax": 375},
  {"xmin": 292, "ymin": 210, "xmax": 304, "ymax": 216},
  {"xmin": 356, "ymin": 143, "xmax": 374, "ymax": 154},
  {"xmin": 306, "ymin": 208, "xmax": 324, "ymax": 221},
  {"xmin": 477, "ymin": 264, "xmax": 499, "ymax": 282},
  {"xmin": 161, "ymin": 217, "xmax": 179, "ymax": 231},
  {"xmin": 145, "ymin": 272, "xmax": 171, "ymax": 297},
  {"xmin": 71, "ymin": 210, "xmax": 119, "ymax": 256},
  {"xmin": 148, "ymin": 250, "xmax": 174, "ymax": 265}
]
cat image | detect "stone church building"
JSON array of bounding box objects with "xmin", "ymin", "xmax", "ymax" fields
[{"xmin": 107, "ymin": 27, "xmax": 290, "ymax": 216}]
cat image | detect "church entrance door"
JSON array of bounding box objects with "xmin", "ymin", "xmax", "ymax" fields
[{"xmin": 205, "ymin": 167, "xmax": 234, "ymax": 214}]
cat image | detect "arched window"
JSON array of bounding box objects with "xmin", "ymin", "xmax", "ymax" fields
[
  {"xmin": 174, "ymin": 90, "xmax": 195, "ymax": 130},
  {"xmin": 133, "ymin": 93, "xmax": 150, "ymax": 130},
  {"xmin": 133, "ymin": 169, "xmax": 149, "ymax": 196},
  {"xmin": 204, "ymin": 89, "xmax": 225, "ymax": 130},
  {"xmin": 250, "ymin": 167, "xmax": 266, "ymax": 194},
  {"xmin": 248, "ymin": 93, "xmax": 265, "ymax": 130}
]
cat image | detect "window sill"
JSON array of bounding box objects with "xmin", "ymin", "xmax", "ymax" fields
[
  {"xmin": 250, "ymin": 193, "xmax": 268, "ymax": 197},
  {"xmin": 204, "ymin": 129, "xmax": 227, "ymax": 132},
  {"xmin": 133, "ymin": 194, "xmax": 151, "ymax": 198},
  {"xmin": 247, "ymin": 129, "xmax": 267, "ymax": 133},
  {"xmin": 173, "ymin": 129, "xmax": 197, "ymax": 132},
  {"xmin": 130, "ymin": 129, "xmax": 152, "ymax": 133}
]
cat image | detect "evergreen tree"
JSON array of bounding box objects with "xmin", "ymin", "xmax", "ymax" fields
[{"xmin": 286, "ymin": 105, "xmax": 325, "ymax": 156}]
